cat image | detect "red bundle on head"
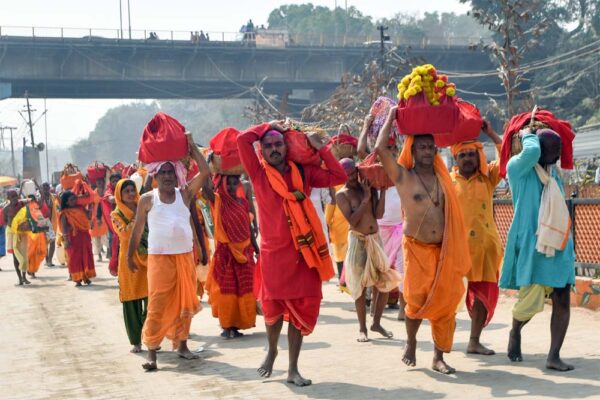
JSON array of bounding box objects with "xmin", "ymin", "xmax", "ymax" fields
[
  {"xmin": 86, "ymin": 161, "xmax": 108, "ymax": 184},
  {"xmin": 138, "ymin": 112, "xmax": 188, "ymax": 163},
  {"xmin": 499, "ymin": 109, "xmax": 575, "ymax": 177},
  {"xmin": 209, "ymin": 127, "xmax": 242, "ymax": 171},
  {"xmin": 284, "ymin": 129, "xmax": 322, "ymax": 166},
  {"xmin": 328, "ymin": 133, "xmax": 358, "ymax": 159}
]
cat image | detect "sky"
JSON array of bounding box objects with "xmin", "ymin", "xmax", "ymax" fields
[{"xmin": 0, "ymin": 0, "xmax": 470, "ymax": 151}]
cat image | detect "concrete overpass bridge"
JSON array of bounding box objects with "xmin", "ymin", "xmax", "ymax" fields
[{"xmin": 0, "ymin": 27, "xmax": 501, "ymax": 103}]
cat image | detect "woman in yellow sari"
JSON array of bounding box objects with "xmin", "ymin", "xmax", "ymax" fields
[{"xmin": 111, "ymin": 179, "xmax": 149, "ymax": 353}]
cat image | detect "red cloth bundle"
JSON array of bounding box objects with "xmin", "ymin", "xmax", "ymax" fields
[
  {"xmin": 72, "ymin": 179, "xmax": 94, "ymax": 206},
  {"xmin": 209, "ymin": 127, "xmax": 242, "ymax": 171},
  {"xmin": 86, "ymin": 162, "xmax": 108, "ymax": 183},
  {"xmin": 121, "ymin": 164, "xmax": 137, "ymax": 178},
  {"xmin": 284, "ymin": 129, "xmax": 322, "ymax": 166},
  {"xmin": 329, "ymin": 133, "xmax": 358, "ymax": 147},
  {"xmin": 138, "ymin": 112, "xmax": 188, "ymax": 163},
  {"xmin": 111, "ymin": 162, "xmax": 125, "ymax": 174},
  {"xmin": 432, "ymin": 100, "xmax": 483, "ymax": 147},
  {"xmin": 328, "ymin": 134, "xmax": 358, "ymax": 160},
  {"xmin": 357, "ymin": 152, "xmax": 394, "ymax": 189},
  {"xmin": 499, "ymin": 109, "xmax": 575, "ymax": 177}
]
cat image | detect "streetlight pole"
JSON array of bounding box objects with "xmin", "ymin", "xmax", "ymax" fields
[
  {"xmin": 127, "ymin": 0, "xmax": 132, "ymax": 39},
  {"xmin": 119, "ymin": 0, "xmax": 123, "ymax": 39}
]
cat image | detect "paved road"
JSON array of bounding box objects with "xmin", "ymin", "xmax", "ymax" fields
[{"xmin": 1, "ymin": 256, "xmax": 599, "ymax": 400}]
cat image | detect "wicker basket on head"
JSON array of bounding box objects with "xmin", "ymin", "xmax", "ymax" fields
[
  {"xmin": 209, "ymin": 153, "xmax": 245, "ymax": 176},
  {"xmin": 331, "ymin": 143, "xmax": 357, "ymax": 160},
  {"xmin": 511, "ymin": 119, "xmax": 549, "ymax": 156}
]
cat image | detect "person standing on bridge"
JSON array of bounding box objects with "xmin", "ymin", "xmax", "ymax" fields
[
  {"xmin": 449, "ymin": 121, "xmax": 503, "ymax": 356},
  {"xmin": 128, "ymin": 132, "xmax": 210, "ymax": 371},
  {"xmin": 237, "ymin": 120, "xmax": 346, "ymax": 386},
  {"xmin": 499, "ymin": 128, "xmax": 576, "ymax": 371}
]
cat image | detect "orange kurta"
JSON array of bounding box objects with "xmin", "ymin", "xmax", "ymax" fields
[
  {"xmin": 398, "ymin": 135, "xmax": 472, "ymax": 352},
  {"xmin": 110, "ymin": 180, "xmax": 148, "ymax": 303},
  {"xmin": 142, "ymin": 252, "xmax": 200, "ymax": 350},
  {"xmin": 450, "ymin": 144, "xmax": 503, "ymax": 282},
  {"xmin": 90, "ymin": 190, "xmax": 109, "ymax": 238}
]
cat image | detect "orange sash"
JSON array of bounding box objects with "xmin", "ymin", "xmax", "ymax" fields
[
  {"xmin": 261, "ymin": 160, "xmax": 334, "ymax": 281},
  {"xmin": 60, "ymin": 208, "xmax": 91, "ymax": 233}
]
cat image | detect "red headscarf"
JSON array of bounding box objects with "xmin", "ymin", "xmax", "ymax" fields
[{"xmin": 499, "ymin": 109, "xmax": 574, "ymax": 178}]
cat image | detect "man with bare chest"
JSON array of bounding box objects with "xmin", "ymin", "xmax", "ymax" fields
[
  {"xmin": 336, "ymin": 159, "xmax": 401, "ymax": 342},
  {"xmin": 376, "ymin": 106, "xmax": 471, "ymax": 374}
]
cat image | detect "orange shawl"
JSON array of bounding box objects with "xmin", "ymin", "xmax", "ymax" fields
[
  {"xmin": 60, "ymin": 207, "xmax": 91, "ymax": 233},
  {"xmin": 262, "ymin": 160, "xmax": 334, "ymax": 281},
  {"xmin": 397, "ymin": 135, "xmax": 472, "ymax": 320}
]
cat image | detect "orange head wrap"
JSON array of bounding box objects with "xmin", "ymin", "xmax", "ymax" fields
[{"xmin": 450, "ymin": 141, "xmax": 488, "ymax": 176}]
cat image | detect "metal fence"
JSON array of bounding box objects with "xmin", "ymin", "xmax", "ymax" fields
[
  {"xmin": 0, "ymin": 25, "xmax": 487, "ymax": 49},
  {"xmin": 493, "ymin": 199, "xmax": 600, "ymax": 275}
]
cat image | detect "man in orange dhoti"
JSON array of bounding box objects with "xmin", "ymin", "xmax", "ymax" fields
[
  {"xmin": 203, "ymin": 175, "xmax": 258, "ymax": 339},
  {"xmin": 128, "ymin": 132, "xmax": 210, "ymax": 371},
  {"xmin": 376, "ymin": 106, "xmax": 471, "ymax": 374},
  {"xmin": 450, "ymin": 122, "xmax": 503, "ymax": 355},
  {"xmin": 238, "ymin": 121, "xmax": 346, "ymax": 386}
]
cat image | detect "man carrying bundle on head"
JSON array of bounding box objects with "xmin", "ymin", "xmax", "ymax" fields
[
  {"xmin": 128, "ymin": 132, "xmax": 210, "ymax": 371},
  {"xmin": 336, "ymin": 158, "xmax": 401, "ymax": 343},
  {"xmin": 376, "ymin": 106, "xmax": 471, "ymax": 374},
  {"xmin": 449, "ymin": 120, "xmax": 503, "ymax": 356},
  {"xmin": 101, "ymin": 172, "xmax": 122, "ymax": 276},
  {"xmin": 237, "ymin": 120, "xmax": 346, "ymax": 386},
  {"xmin": 498, "ymin": 111, "xmax": 576, "ymax": 371}
]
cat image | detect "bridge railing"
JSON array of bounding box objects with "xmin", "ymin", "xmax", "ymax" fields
[{"xmin": 0, "ymin": 25, "xmax": 486, "ymax": 48}]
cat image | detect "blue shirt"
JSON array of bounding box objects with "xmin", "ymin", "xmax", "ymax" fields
[{"xmin": 498, "ymin": 134, "xmax": 575, "ymax": 290}]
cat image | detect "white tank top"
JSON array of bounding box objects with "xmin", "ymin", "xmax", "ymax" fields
[
  {"xmin": 147, "ymin": 188, "xmax": 193, "ymax": 255},
  {"xmin": 378, "ymin": 189, "xmax": 403, "ymax": 226}
]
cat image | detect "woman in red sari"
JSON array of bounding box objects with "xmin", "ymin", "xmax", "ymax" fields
[{"xmin": 59, "ymin": 191, "xmax": 96, "ymax": 286}]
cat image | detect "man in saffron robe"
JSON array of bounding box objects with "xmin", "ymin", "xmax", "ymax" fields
[
  {"xmin": 203, "ymin": 174, "xmax": 257, "ymax": 339},
  {"xmin": 128, "ymin": 133, "xmax": 210, "ymax": 371},
  {"xmin": 499, "ymin": 129, "xmax": 576, "ymax": 371},
  {"xmin": 238, "ymin": 121, "xmax": 346, "ymax": 386},
  {"xmin": 59, "ymin": 191, "xmax": 96, "ymax": 286},
  {"xmin": 376, "ymin": 106, "xmax": 471, "ymax": 374},
  {"xmin": 449, "ymin": 121, "xmax": 503, "ymax": 355}
]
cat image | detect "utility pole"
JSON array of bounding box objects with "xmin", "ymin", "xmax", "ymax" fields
[
  {"xmin": 119, "ymin": 0, "xmax": 124, "ymax": 39},
  {"xmin": 127, "ymin": 0, "xmax": 132, "ymax": 39},
  {"xmin": 23, "ymin": 91, "xmax": 36, "ymax": 146},
  {"xmin": 377, "ymin": 25, "xmax": 390, "ymax": 71},
  {"xmin": 44, "ymin": 98, "xmax": 49, "ymax": 182}
]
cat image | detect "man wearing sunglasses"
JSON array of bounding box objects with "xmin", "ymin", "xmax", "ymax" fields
[{"xmin": 449, "ymin": 120, "xmax": 503, "ymax": 356}]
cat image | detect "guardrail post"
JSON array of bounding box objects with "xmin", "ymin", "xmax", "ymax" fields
[
  {"xmin": 171, "ymin": 31, "xmax": 173, "ymax": 42},
  {"xmin": 61, "ymin": 28, "xmax": 64, "ymax": 40},
  {"xmin": 222, "ymin": 32, "xmax": 224, "ymax": 42},
  {"xmin": 144, "ymin": 30, "xmax": 147, "ymax": 40},
  {"xmin": 89, "ymin": 28, "xmax": 92, "ymax": 39},
  {"xmin": 32, "ymin": 27, "xmax": 35, "ymax": 38}
]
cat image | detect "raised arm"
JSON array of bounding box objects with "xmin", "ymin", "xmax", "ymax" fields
[
  {"xmin": 306, "ymin": 133, "xmax": 347, "ymax": 189},
  {"xmin": 375, "ymin": 187, "xmax": 386, "ymax": 219},
  {"xmin": 357, "ymin": 115, "xmax": 374, "ymax": 160},
  {"xmin": 336, "ymin": 186, "xmax": 372, "ymax": 228},
  {"xmin": 183, "ymin": 133, "xmax": 211, "ymax": 203},
  {"xmin": 375, "ymin": 106, "xmax": 406, "ymax": 184},
  {"xmin": 237, "ymin": 123, "xmax": 274, "ymax": 179},
  {"xmin": 482, "ymin": 119, "xmax": 502, "ymax": 145},
  {"xmin": 127, "ymin": 194, "xmax": 151, "ymax": 273},
  {"xmin": 506, "ymin": 131, "xmax": 541, "ymax": 179}
]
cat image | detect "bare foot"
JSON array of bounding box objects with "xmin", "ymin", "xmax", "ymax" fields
[
  {"xmin": 507, "ymin": 329, "xmax": 523, "ymax": 362},
  {"xmin": 402, "ymin": 339, "xmax": 417, "ymax": 367},
  {"xmin": 142, "ymin": 349, "xmax": 157, "ymax": 371},
  {"xmin": 228, "ymin": 329, "xmax": 244, "ymax": 339},
  {"xmin": 130, "ymin": 344, "xmax": 142, "ymax": 353},
  {"xmin": 177, "ymin": 348, "xmax": 200, "ymax": 360},
  {"xmin": 257, "ymin": 349, "xmax": 278, "ymax": 378},
  {"xmin": 287, "ymin": 369, "xmax": 312, "ymax": 387},
  {"xmin": 84, "ymin": 279, "xmax": 92, "ymax": 285},
  {"xmin": 467, "ymin": 340, "xmax": 495, "ymax": 355},
  {"xmin": 397, "ymin": 308, "xmax": 406, "ymax": 321},
  {"xmin": 23, "ymin": 278, "xmax": 31, "ymax": 284},
  {"xmin": 370, "ymin": 324, "xmax": 393, "ymax": 338},
  {"xmin": 432, "ymin": 359, "xmax": 456, "ymax": 374},
  {"xmin": 75, "ymin": 282, "xmax": 82, "ymax": 287},
  {"xmin": 546, "ymin": 357, "xmax": 574, "ymax": 371},
  {"xmin": 220, "ymin": 329, "xmax": 230, "ymax": 339},
  {"xmin": 357, "ymin": 331, "xmax": 369, "ymax": 342}
]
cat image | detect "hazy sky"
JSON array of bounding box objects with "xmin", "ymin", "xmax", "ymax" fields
[{"xmin": 0, "ymin": 0, "xmax": 469, "ymax": 149}]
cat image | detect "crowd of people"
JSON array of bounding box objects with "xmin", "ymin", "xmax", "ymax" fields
[{"xmin": 0, "ymin": 105, "xmax": 577, "ymax": 385}]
